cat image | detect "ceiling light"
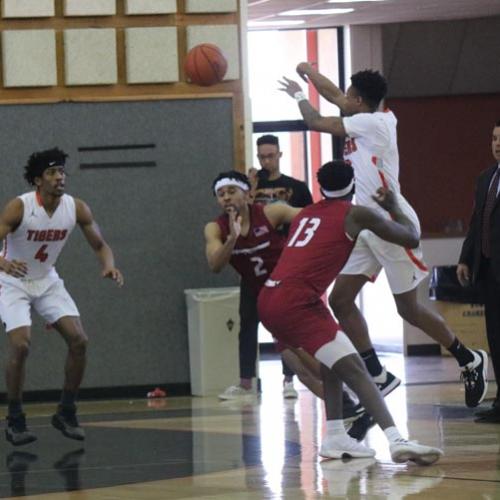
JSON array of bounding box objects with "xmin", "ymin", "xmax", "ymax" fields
[
  {"xmin": 248, "ymin": 0, "xmax": 272, "ymax": 5},
  {"xmin": 281, "ymin": 8, "xmax": 354, "ymax": 16},
  {"xmin": 328, "ymin": 0, "xmax": 385, "ymax": 3},
  {"xmin": 248, "ymin": 20, "xmax": 306, "ymax": 27}
]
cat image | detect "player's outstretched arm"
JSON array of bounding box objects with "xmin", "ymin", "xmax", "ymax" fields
[
  {"xmin": 278, "ymin": 77, "xmax": 346, "ymax": 137},
  {"xmin": 264, "ymin": 203, "xmax": 302, "ymax": 228},
  {"xmin": 0, "ymin": 198, "xmax": 28, "ymax": 278},
  {"xmin": 75, "ymin": 199, "xmax": 123, "ymax": 286},
  {"xmin": 204, "ymin": 214, "xmax": 240, "ymax": 273},
  {"xmin": 345, "ymin": 188, "xmax": 419, "ymax": 248},
  {"xmin": 296, "ymin": 62, "xmax": 349, "ymax": 111}
]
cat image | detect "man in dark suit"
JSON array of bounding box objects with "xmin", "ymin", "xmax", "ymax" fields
[{"xmin": 458, "ymin": 119, "xmax": 500, "ymax": 422}]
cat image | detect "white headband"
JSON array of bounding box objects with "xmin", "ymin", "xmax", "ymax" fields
[
  {"xmin": 321, "ymin": 179, "xmax": 355, "ymax": 198},
  {"xmin": 214, "ymin": 178, "xmax": 250, "ymax": 193}
]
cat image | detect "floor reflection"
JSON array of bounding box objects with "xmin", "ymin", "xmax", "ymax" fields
[
  {"xmin": 6, "ymin": 451, "xmax": 38, "ymax": 496},
  {"xmin": 0, "ymin": 355, "xmax": 499, "ymax": 498},
  {"xmin": 53, "ymin": 447, "xmax": 86, "ymax": 491}
]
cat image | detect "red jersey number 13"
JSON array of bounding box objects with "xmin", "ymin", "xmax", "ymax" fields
[{"xmin": 287, "ymin": 217, "xmax": 321, "ymax": 248}]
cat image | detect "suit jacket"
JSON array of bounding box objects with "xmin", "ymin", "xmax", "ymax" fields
[{"xmin": 459, "ymin": 164, "xmax": 500, "ymax": 283}]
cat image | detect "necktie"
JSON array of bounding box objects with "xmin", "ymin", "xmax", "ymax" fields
[{"xmin": 481, "ymin": 168, "xmax": 500, "ymax": 258}]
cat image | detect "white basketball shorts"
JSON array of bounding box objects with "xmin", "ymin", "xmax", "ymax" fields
[
  {"xmin": 340, "ymin": 229, "xmax": 429, "ymax": 295},
  {"xmin": 0, "ymin": 275, "xmax": 79, "ymax": 333},
  {"xmin": 340, "ymin": 195, "xmax": 429, "ymax": 295}
]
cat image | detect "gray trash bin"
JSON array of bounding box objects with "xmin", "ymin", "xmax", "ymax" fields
[{"xmin": 184, "ymin": 287, "xmax": 240, "ymax": 396}]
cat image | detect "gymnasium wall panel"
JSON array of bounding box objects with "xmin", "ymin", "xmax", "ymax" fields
[
  {"xmin": 0, "ymin": 99, "xmax": 238, "ymax": 391},
  {"xmin": 1, "ymin": 0, "xmax": 55, "ymax": 18},
  {"xmin": 125, "ymin": 27, "xmax": 179, "ymax": 83},
  {"xmin": 64, "ymin": 29, "xmax": 118, "ymax": 85},
  {"xmin": 185, "ymin": 0, "xmax": 238, "ymax": 13},
  {"xmin": 64, "ymin": 0, "xmax": 116, "ymax": 16},
  {"xmin": 2, "ymin": 30, "xmax": 57, "ymax": 87},
  {"xmin": 125, "ymin": 0, "xmax": 177, "ymax": 15}
]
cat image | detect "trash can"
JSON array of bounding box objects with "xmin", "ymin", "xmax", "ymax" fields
[
  {"xmin": 184, "ymin": 287, "xmax": 240, "ymax": 396},
  {"xmin": 429, "ymin": 266, "xmax": 488, "ymax": 354}
]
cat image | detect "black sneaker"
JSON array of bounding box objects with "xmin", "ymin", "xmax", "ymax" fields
[
  {"xmin": 347, "ymin": 412, "xmax": 376, "ymax": 442},
  {"xmin": 5, "ymin": 414, "xmax": 37, "ymax": 446},
  {"xmin": 372, "ymin": 367, "xmax": 401, "ymax": 396},
  {"xmin": 342, "ymin": 391, "xmax": 365, "ymax": 422},
  {"xmin": 461, "ymin": 350, "xmax": 488, "ymax": 408},
  {"xmin": 52, "ymin": 409, "xmax": 85, "ymax": 441}
]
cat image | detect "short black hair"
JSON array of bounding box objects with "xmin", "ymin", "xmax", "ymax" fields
[
  {"xmin": 256, "ymin": 134, "xmax": 280, "ymax": 148},
  {"xmin": 317, "ymin": 160, "xmax": 354, "ymax": 197},
  {"xmin": 24, "ymin": 147, "xmax": 68, "ymax": 186},
  {"xmin": 212, "ymin": 170, "xmax": 251, "ymax": 195},
  {"xmin": 351, "ymin": 70, "xmax": 387, "ymax": 111},
  {"xmin": 495, "ymin": 119, "xmax": 500, "ymax": 127}
]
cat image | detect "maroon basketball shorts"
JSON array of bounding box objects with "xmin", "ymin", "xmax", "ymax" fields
[{"xmin": 258, "ymin": 282, "xmax": 338, "ymax": 356}]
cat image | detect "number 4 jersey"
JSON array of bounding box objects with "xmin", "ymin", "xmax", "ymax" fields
[
  {"xmin": 1, "ymin": 192, "xmax": 76, "ymax": 281},
  {"xmin": 216, "ymin": 203, "xmax": 286, "ymax": 295},
  {"xmin": 269, "ymin": 199, "xmax": 355, "ymax": 295}
]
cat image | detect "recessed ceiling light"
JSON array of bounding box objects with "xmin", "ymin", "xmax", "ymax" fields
[
  {"xmin": 281, "ymin": 8, "xmax": 354, "ymax": 16},
  {"xmin": 248, "ymin": 20, "xmax": 306, "ymax": 27},
  {"xmin": 328, "ymin": 0, "xmax": 385, "ymax": 3},
  {"xmin": 248, "ymin": 0, "xmax": 272, "ymax": 5}
]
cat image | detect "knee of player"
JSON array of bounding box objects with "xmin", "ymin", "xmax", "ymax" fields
[
  {"xmin": 69, "ymin": 334, "xmax": 88, "ymax": 354},
  {"xmin": 329, "ymin": 290, "xmax": 349, "ymax": 315},
  {"xmin": 295, "ymin": 368, "xmax": 318, "ymax": 387},
  {"xmin": 395, "ymin": 299, "xmax": 418, "ymax": 321},
  {"xmin": 10, "ymin": 339, "xmax": 31, "ymax": 360}
]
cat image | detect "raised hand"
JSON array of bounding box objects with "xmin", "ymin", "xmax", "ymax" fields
[
  {"xmin": 296, "ymin": 62, "xmax": 314, "ymax": 82},
  {"xmin": 278, "ymin": 77, "xmax": 304, "ymax": 98},
  {"xmin": 228, "ymin": 207, "xmax": 242, "ymax": 239},
  {"xmin": 371, "ymin": 187, "xmax": 398, "ymax": 212}
]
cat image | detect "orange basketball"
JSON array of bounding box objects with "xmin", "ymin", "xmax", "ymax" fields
[{"xmin": 185, "ymin": 43, "xmax": 228, "ymax": 86}]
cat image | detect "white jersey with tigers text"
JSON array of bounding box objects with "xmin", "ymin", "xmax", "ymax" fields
[
  {"xmin": 1, "ymin": 192, "xmax": 76, "ymax": 281},
  {"xmin": 343, "ymin": 111, "xmax": 402, "ymax": 207}
]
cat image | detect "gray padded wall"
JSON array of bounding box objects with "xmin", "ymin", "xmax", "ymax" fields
[
  {"xmin": 0, "ymin": 99, "xmax": 238, "ymax": 391},
  {"xmin": 383, "ymin": 16, "xmax": 500, "ymax": 97}
]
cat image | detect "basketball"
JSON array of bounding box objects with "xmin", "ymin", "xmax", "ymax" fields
[{"xmin": 185, "ymin": 43, "xmax": 228, "ymax": 86}]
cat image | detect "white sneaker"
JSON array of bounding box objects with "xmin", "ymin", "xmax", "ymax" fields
[
  {"xmin": 390, "ymin": 439, "xmax": 443, "ymax": 465},
  {"xmin": 283, "ymin": 381, "xmax": 298, "ymax": 399},
  {"xmin": 218, "ymin": 385, "xmax": 255, "ymax": 401},
  {"xmin": 320, "ymin": 434, "xmax": 376, "ymax": 459}
]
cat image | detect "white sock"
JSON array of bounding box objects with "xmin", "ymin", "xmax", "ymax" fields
[
  {"xmin": 384, "ymin": 426, "xmax": 404, "ymax": 443},
  {"xmin": 326, "ymin": 419, "xmax": 347, "ymax": 436}
]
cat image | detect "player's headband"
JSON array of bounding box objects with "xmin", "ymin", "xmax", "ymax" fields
[
  {"xmin": 214, "ymin": 178, "xmax": 250, "ymax": 194},
  {"xmin": 321, "ymin": 179, "xmax": 355, "ymax": 198}
]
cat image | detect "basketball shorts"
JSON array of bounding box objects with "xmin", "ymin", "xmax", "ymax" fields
[
  {"xmin": 340, "ymin": 195, "xmax": 429, "ymax": 294},
  {"xmin": 0, "ymin": 275, "xmax": 79, "ymax": 332},
  {"xmin": 258, "ymin": 282, "xmax": 340, "ymax": 356},
  {"xmin": 340, "ymin": 228, "xmax": 429, "ymax": 295}
]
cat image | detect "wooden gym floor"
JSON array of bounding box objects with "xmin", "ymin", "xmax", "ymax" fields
[{"xmin": 1, "ymin": 353, "xmax": 500, "ymax": 499}]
